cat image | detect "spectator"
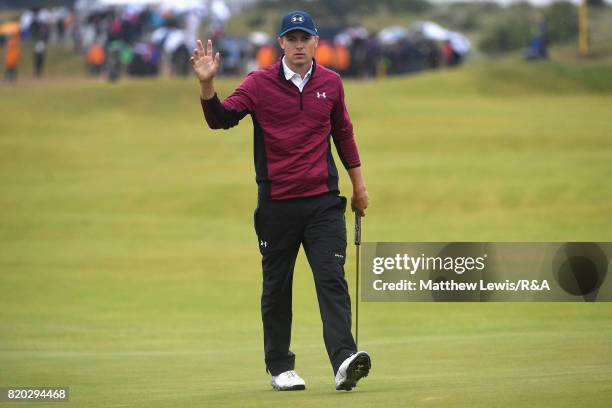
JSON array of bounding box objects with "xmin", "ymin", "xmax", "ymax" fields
[
  {"xmin": 87, "ymin": 43, "xmax": 106, "ymax": 75},
  {"xmin": 334, "ymin": 43, "xmax": 350, "ymax": 74},
  {"xmin": 34, "ymin": 40, "xmax": 46, "ymax": 77},
  {"xmin": 256, "ymin": 44, "xmax": 277, "ymax": 69},
  {"xmin": 349, "ymin": 37, "xmax": 367, "ymax": 78},
  {"xmin": 4, "ymin": 33, "xmax": 20, "ymax": 82},
  {"xmin": 524, "ymin": 19, "xmax": 548, "ymax": 61},
  {"xmin": 315, "ymin": 40, "xmax": 334, "ymax": 68},
  {"xmin": 171, "ymin": 44, "xmax": 190, "ymax": 76},
  {"xmin": 442, "ymin": 40, "xmax": 460, "ymax": 66},
  {"xmin": 107, "ymin": 41, "xmax": 122, "ymax": 82},
  {"xmin": 364, "ymin": 36, "xmax": 381, "ymax": 78}
]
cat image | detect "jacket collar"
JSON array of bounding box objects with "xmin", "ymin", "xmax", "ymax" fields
[{"xmin": 278, "ymin": 57, "xmax": 317, "ymax": 80}]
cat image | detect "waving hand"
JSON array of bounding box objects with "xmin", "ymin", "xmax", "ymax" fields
[{"xmin": 191, "ymin": 39, "xmax": 221, "ymax": 83}]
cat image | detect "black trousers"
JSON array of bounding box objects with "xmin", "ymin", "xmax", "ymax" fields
[{"xmin": 254, "ymin": 192, "xmax": 357, "ymax": 376}]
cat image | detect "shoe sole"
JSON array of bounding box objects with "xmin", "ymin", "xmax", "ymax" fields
[
  {"xmin": 336, "ymin": 353, "xmax": 371, "ymax": 391},
  {"xmin": 271, "ymin": 384, "xmax": 306, "ymax": 391}
]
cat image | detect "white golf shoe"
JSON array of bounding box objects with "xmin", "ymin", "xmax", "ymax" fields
[
  {"xmin": 335, "ymin": 351, "xmax": 371, "ymax": 391},
  {"xmin": 270, "ymin": 370, "xmax": 306, "ymax": 391}
]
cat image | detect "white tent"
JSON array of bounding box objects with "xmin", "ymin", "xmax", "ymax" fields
[
  {"xmin": 448, "ymin": 32, "xmax": 471, "ymax": 55},
  {"xmin": 96, "ymin": 0, "xmax": 205, "ymax": 8},
  {"xmin": 163, "ymin": 29, "xmax": 195, "ymax": 53},
  {"xmin": 210, "ymin": 0, "xmax": 231, "ymax": 21},
  {"xmin": 248, "ymin": 31, "xmax": 271, "ymax": 47},
  {"xmin": 75, "ymin": 0, "xmax": 233, "ymax": 21},
  {"xmin": 408, "ymin": 21, "xmax": 471, "ymax": 55},
  {"xmin": 76, "ymin": 0, "xmax": 207, "ymax": 13},
  {"xmin": 411, "ymin": 21, "xmax": 448, "ymax": 42},
  {"xmin": 377, "ymin": 26, "xmax": 408, "ymax": 45}
]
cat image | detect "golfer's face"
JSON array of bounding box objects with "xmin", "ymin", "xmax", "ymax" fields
[{"xmin": 279, "ymin": 31, "xmax": 318, "ymax": 67}]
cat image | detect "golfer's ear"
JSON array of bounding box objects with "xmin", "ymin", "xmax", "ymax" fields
[
  {"xmin": 314, "ymin": 35, "xmax": 319, "ymax": 48},
  {"xmin": 278, "ymin": 36, "xmax": 284, "ymax": 50}
]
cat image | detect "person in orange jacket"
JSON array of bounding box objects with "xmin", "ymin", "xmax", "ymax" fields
[
  {"xmin": 87, "ymin": 43, "xmax": 106, "ymax": 75},
  {"xmin": 256, "ymin": 44, "xmax": 277, "ymax": 69},
  {"xmin": 314, "ymin": 39, "xmax": 334, "ymax": 67},
  {"xmin": 334, "ymin": 43, "xmax": 350, "ymax": 74},
  {"xmin": 4, "ymin": 33, "xmax": 20, "ymax": 82}
]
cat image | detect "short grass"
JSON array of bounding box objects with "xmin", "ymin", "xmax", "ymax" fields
[{"xmin": 1, "ymin": 61, "xmax": 611, "ymax": 407}]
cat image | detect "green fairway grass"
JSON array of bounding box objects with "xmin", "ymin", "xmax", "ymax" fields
[{"xmin": 1, "ymin": 63, "xmax": 612, "ymax": 407}]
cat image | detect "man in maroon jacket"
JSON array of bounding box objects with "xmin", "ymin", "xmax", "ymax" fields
[{"xmin": 191, "ymin": 11, "xmax": 371, "ymax": 391}]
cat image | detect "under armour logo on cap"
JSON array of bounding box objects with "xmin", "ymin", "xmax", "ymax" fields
[{"xmin": 291, "ymin": 14, "xmax": 304, "ymax": 23}]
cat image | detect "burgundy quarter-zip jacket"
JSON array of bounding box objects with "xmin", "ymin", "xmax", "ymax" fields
[{"xmin": 200, "ymin": 60, "xmax": 361, "ymax": 200}]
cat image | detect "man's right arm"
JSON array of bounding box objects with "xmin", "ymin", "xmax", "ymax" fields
[{"xmin": 199, "ymin": 81, "xmax": 215, "ymax": 100}]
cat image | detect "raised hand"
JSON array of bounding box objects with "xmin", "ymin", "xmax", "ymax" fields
[{"xmin": 191, "ymin": 39, "xmax": 221, "ymax": 83}]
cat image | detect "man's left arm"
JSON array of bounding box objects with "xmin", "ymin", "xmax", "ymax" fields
[{"xmin": 330, "ymin": 80, "xmax": 369, "ymax": 216}]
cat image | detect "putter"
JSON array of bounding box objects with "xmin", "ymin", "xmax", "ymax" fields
[{"xmin": 354, "ymin": 213, "xmax": 361, "ymax": 349}]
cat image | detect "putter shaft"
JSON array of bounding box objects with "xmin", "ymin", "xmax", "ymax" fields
[{"xmin": 354, "ymin": 213, "xmax": 361, "ymax": 349}]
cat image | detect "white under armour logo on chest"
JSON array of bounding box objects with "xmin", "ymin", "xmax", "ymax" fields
[{"xmin": 316, "ymin": 91, "xmax": 326, "ymax": 99}]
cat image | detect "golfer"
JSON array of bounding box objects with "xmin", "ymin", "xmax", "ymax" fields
[{"xmin": 192, "ymin": 11, "xmax": 371, "ymax": 391}]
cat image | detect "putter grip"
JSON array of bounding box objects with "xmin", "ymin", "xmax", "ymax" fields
[{"xmin": 354, "ymin": 213, "xmax": 361, "ymax": 245}]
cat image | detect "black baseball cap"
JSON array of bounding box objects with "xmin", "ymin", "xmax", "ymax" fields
[{"xmin": 278, "ymin": 11, "xmax": 318, "ymax": 37}]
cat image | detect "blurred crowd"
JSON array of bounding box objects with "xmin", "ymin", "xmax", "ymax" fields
[
  {"xmin": 1, "ymin": 0, "xmax": 229, "ymax": 82},
  {"xmin": 1, "ymin": 6, "xmax": 74, "ymax": 81},
  {"xmin": 240, "ymin": 22, "xmax": 469, "ymax": 80},
  {"xmin": 1, "ymin": 1, "xmax": 471, "ymax": 83}
]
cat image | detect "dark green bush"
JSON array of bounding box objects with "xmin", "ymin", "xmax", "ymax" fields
[
  {"xmin": 478, "ymin": 1, "xmax": 579, "ymax": 54},
  {"xmin": 544, "ymin": 1, "xmax": 579, "ymax": 43},
  {"xmin": 479, "ymin": 21, "xmax": 532, "ymax": 54}
]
